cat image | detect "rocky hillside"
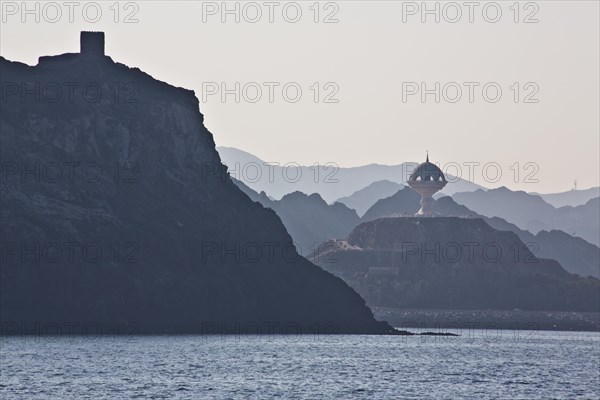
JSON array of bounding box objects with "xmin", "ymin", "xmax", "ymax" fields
[
  {"xmin": 361, "ymin": 187, "xmax": 421, "ymax": 221},
  {"xmin": 362, "ymin": 190, "xmax": 600, "ymax": 278},
  {"xmin": 232, "ymin": 180, "xmax": 360, "ymax": 255},
  {"xmin": 313, "ymin": 218, "xmax": 599, "ymax": 311},
  {"xmin": 0, "ymin": 35, "xmax": 393, "ymax": 334}
]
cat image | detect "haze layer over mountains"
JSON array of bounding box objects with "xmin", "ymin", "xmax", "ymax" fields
[{"xmin": 217, "ymin": 146, "xmax": 483, "ymax": 203}]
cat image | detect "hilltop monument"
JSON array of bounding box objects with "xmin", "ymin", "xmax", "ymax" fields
[{"xmin": 407, "ymin": 153, "xmax": 447, "ymax": 216}]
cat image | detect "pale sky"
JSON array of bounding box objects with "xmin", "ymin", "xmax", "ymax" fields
[{"xmin": 1, "ymin": 0, "xmax": 598, "ymax": 193}]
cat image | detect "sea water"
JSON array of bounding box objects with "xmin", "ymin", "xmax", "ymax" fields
[{"xmin": 1, "ymin": 330, "xmax": 598, "ymax": 399}]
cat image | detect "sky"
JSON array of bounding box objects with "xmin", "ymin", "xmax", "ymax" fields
[{"xmin": 1, "ymin": 0, "xmax": 599, "ymax": 193}]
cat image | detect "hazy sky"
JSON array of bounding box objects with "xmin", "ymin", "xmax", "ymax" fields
[{"xmin": 1, "ymin": 1, "xmax": 598, "ymax": 193}]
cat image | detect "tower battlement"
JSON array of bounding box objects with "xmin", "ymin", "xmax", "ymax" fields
[{"xmin": 80, "ymin": 31, "xmax": 105, "ymax": 57}]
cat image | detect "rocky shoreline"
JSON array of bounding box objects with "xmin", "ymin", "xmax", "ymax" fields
[{"xmin": 375, "ymin": 307, "xmax": 600, "ymax": 332}]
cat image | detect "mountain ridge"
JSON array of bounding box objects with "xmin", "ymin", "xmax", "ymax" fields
[
  {"xmin": 362, "ymin": 190, "xmax": 600, "ymax": 278},
  {"xmin": 217, "ymin": 146, "xmax": 485, "ymax": 202},
  {"xmin": 452, "ymin": 187, "xmax": 600, "ymax": 246}
]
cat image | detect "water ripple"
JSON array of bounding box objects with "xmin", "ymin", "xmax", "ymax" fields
[{"xmin": 1, "ymin": 330, "xmax": 598, "ymax": 399}]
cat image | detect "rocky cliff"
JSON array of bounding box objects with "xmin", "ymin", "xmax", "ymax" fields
[{"xmin": 0, "ymin": 36, "xmax": 393, "ymax": 334}]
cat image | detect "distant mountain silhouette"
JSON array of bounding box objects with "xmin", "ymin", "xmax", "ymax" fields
[
  {"xmin": 0, "ymin": 33, "xmax": 394, "ymax": 334},
  {"xmin": 235, "ymin": 177, "xmax": 599, "ymax": 279},
  {"xmin": 313, "ymin": 218, "xmax": 599, "ymax": 311},
  {"xmin": 534, "ymin": 187, "xmax": 600, "ymax": 208},
  {"xmin": 217, "ymin": 146, "xmax": 485, "ymax": 203},
  {"xmin": 361, "ymin": 190, "xmax": 600, "ymax": 278},
  {"xmin": 232, "ymin": 179, "xmax": 359, "ymax": 256},
  {"xmin": 335, "ymin": 180, "xmax": 403, "ymax": 217},
  {"xmin": 361, "ymin": 187, "xmax": 422, "ymax": 221},
  {"xmin": 551, "ymin": 198, "xmax": 600, "ymax": 246},
  {"xmin": 239, "ymin": 177, "xmax": 599, "ymax": 279},
  {"xmin": 453, "ymin": 187, "xmax": 557, "ymax": 230},
  {"xmin": 452, "ymin": 188, "xmax": 600, "ymax": 246}
]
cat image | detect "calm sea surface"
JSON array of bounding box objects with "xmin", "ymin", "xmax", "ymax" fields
[{"xmin": 1, "ymin": 330, "xmax": 598, "ymax": 399}]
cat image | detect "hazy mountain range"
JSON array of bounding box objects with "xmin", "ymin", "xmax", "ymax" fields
[
  {"xmin": 336, "ymin": 180, "xmax": 404, "ymax": 217},
  {"xmin": 234, "ymin": 170, "xmax": 600, "ymax": 311},
  {"xmin": 452, "ymin": 188, "xmax": 600, "ymax": 246},
  {"xmin": 234, "ymin": 178, "xmax": 600, "ymax": 279},
  {"xmin": 534, "ymin": 187, "xmax": 600, "ymax": 208},
  {"xmin": 217, "ymin": 146, "xmax": 484, "ymax": 203},
  {"xmin": 219, "ymin": 148, "xmax": 599, "ymax": 247}
]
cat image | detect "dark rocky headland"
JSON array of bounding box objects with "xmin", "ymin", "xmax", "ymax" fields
[{"xmin": 0, "ymin": 33, "xmax": 394, "ymax": 335}]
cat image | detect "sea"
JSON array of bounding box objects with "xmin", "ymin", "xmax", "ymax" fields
[{"xmin": 1, "ymin": 330, "xmax": 598, "ymax": 399}]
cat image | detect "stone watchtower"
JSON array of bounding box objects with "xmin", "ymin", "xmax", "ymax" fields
[
  {"xmin": 80, "ymin": 31, "xmax": 105, "ymax": 57},
  {"xmin": 407, "ymin": 153, "xmax": 447, "ymax": 216}
]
